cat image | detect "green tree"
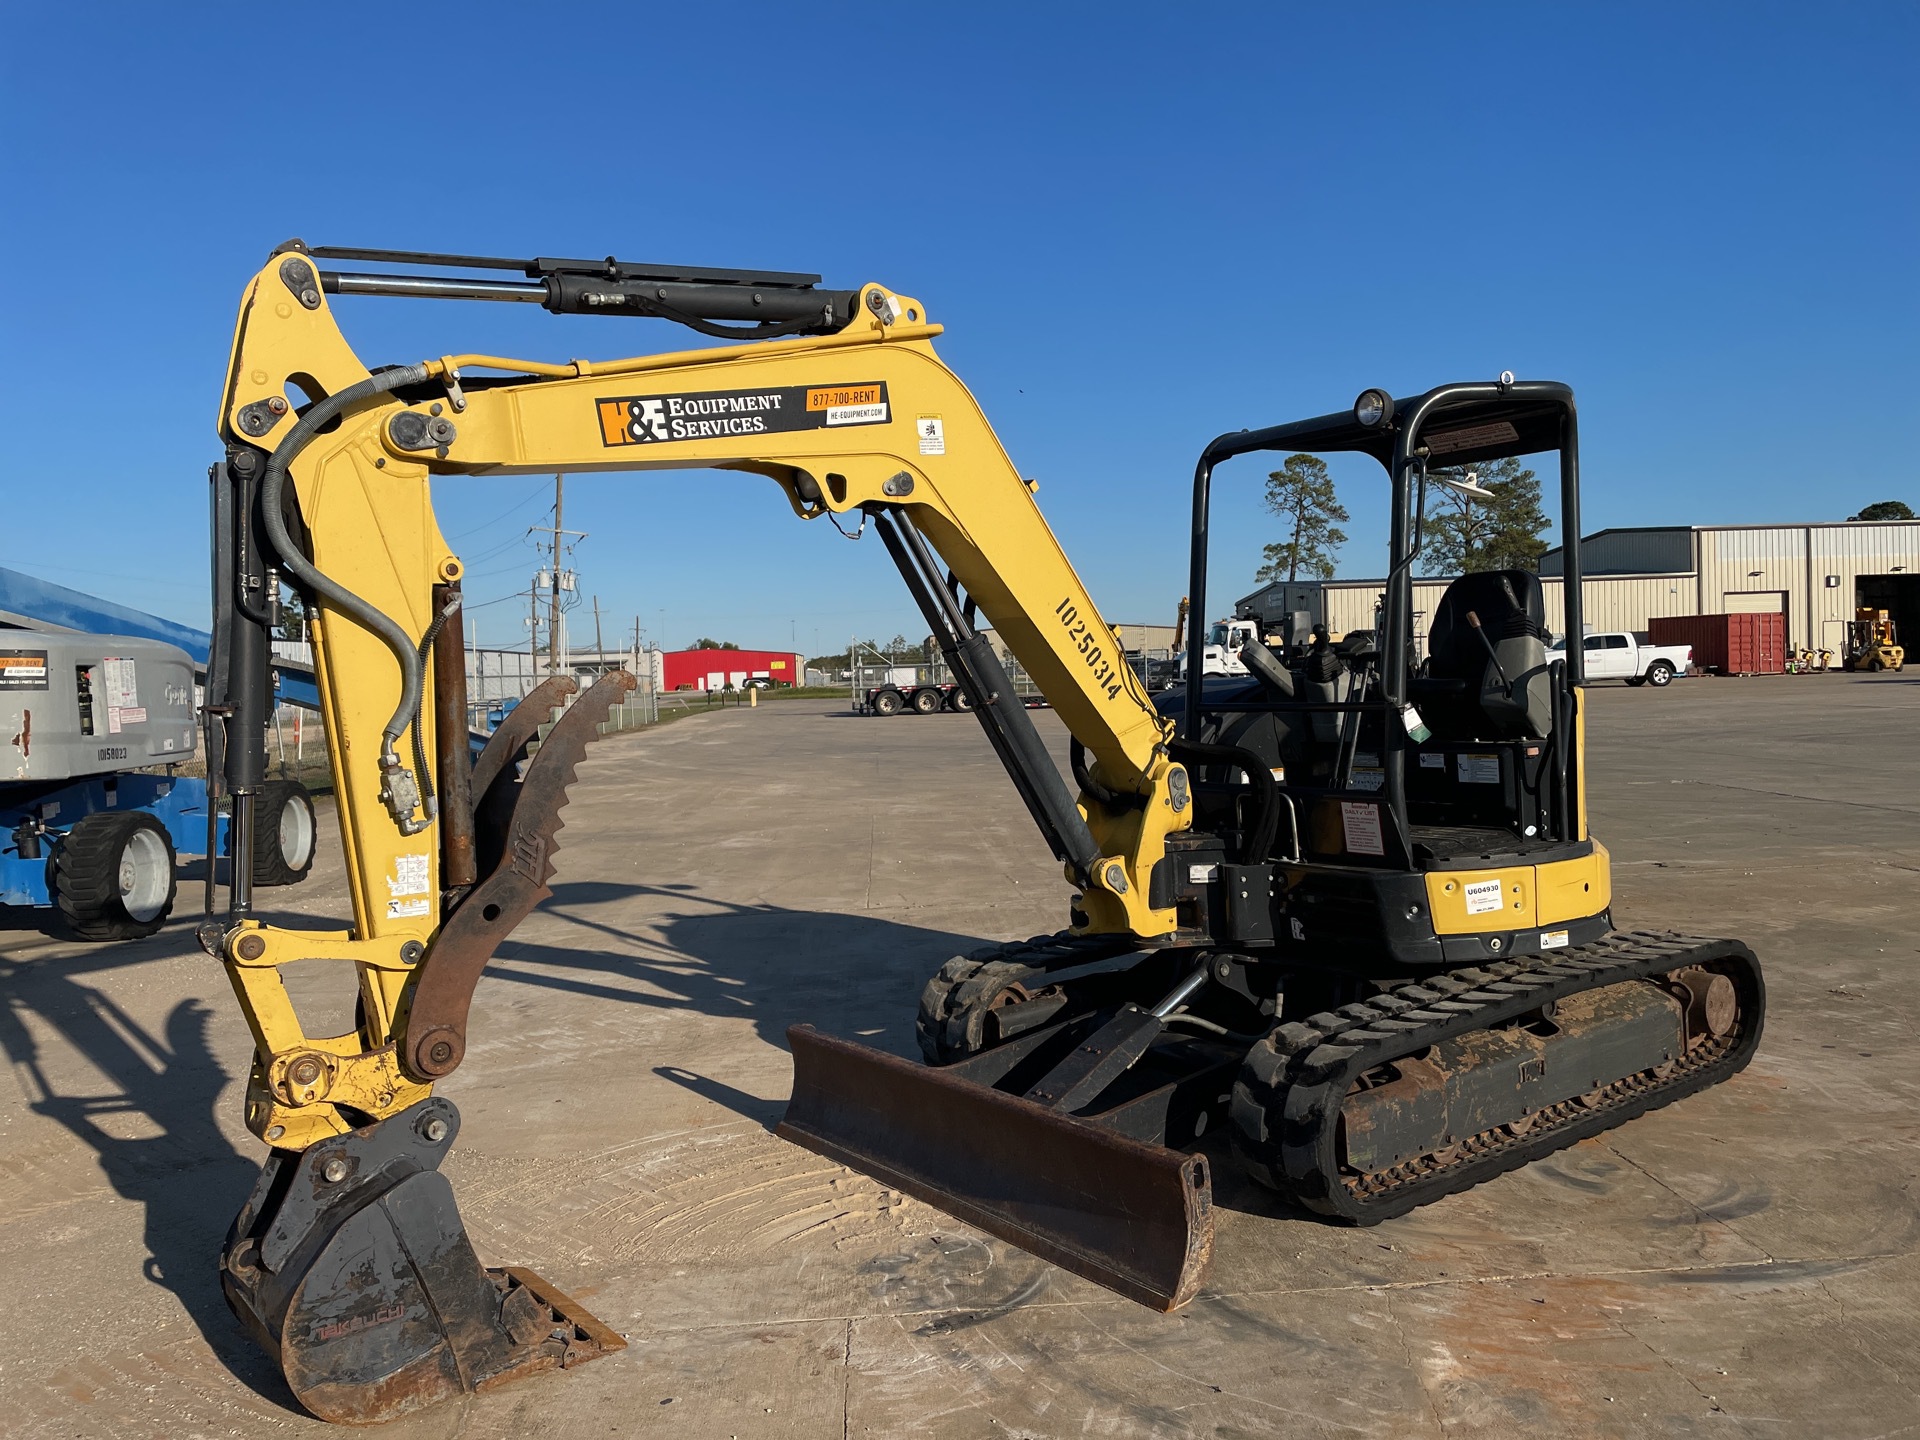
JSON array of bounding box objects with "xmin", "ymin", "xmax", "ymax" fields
[
  {"xmin": 1850, "ymin": 500, "xmax": 1914, "ymax": 521},
  {"xmin": 808, "ymin": 640, "xmax": 877, "ymax": 671},
  {"xmin": 277, "ymin": 588, "xmax": 308, "ymax": 642},
  {"xmin": 1421, "ymin": 457, "xmax": 1551, "ymax": 575},
  {"xmin": 883, "ymin": 632, "xmax": 912, "ymax": 660},
  {"xmin": 689, "ymin": 638, "xmax": 740, "ymax": 650},
  {"xmin": 1257, "ymin": 455, "xmax": 1348, "ymax": 582}
]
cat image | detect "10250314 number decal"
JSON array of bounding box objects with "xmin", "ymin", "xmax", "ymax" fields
[{"xmin": 1056, "ymin": 598, "xmax": 1124, "ymax": 701}]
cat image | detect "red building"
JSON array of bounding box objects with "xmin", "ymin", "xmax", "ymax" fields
[{"xmin": 660, "ymin": 648, "xmax": 803, "ymax": 692}]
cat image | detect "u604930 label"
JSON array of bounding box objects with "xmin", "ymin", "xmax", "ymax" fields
[{"xmin": 1054, "ymin": 597, "xmax": 1124, "ymax": 701}]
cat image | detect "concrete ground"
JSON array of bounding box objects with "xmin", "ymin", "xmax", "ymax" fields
[{"xmin": 1, "ymin": 674, "xmax": 1915, "ymax": 1439}]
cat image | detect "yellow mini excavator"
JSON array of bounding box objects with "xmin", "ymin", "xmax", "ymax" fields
[{"xmin": 202, "ymin": 245, "xmax": 1764, "ymax": 1423}]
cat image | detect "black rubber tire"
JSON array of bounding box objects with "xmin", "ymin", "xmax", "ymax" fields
[
  {"xmin": 1625, "ymin": 676, "xmax": 1646, "ymax": 688},
  {"xmin": 1645, "ymin": 660, "xmax": 1675, "ymax": 687},
  {"xmin": 252, "ymin": 779, "xmax": 317, "ymax": 887},
  {"xmin": 1866, "ymin": 657, "xmax": 1884, "ymax": 673},
  {"xmin": 871, "ymin": 688, "xmax": 903, "ymax": 716},
  {"xmin": 51, "ymin": 811, "xmax": 176, "ymax": 941},
  {"xmin": 947, "ymin": 687, "xmax": 975, "ymax": 713},
  {"xmin": 910, "ymin": 687, "xmax": 942, "ymax": 715}
]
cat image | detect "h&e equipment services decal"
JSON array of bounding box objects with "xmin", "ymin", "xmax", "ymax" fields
[{"xmin": 597, "ymin": 382, "xmax": 889, "ymax": 447}]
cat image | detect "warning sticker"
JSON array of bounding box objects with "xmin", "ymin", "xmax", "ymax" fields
[
  {"xmin": 386, "ymin": 898, "xmax": 432, "ymax": 919},
  {"xmin": 1541, "ymin": 929, "xmax": 1570, "ymax": 950},
  {"xmin": 1457, "ymin": 753, "xmax": 1500, "ymax": 785},
  {"xmin": 117, "ymin": 706, "xmax": 147, "ymax": 726},
  {"xmin": 1340, "ymin": 801, "xmax": 1385, "ymax": 856},
  {"xmin": 1424, "ymin": 420, "xmax": 1519, "ymax": 457},
  {"xmin": 1464, "ymin": 878, "xmax": 1504, "ymax": 915},
  {"xmin": 917, "ymin": 414, "xmax": 946, "ymax": 456},
  {"xmin": 102, "ymin": 656, "xmax": 138, "ymax": 709},
  {"xmin": 1419, "ymin": 753, "xmax": 1446, "ymax": 769},
  {"xmin": 595, "ymin": 381, "xmax": 890, "ymax": 447},
  {"xmin": 0, "ymin": 649, "xmax": 48, "ymax": 690},
  {"xmin": 388, "ymin": 854, "xmax": 431, "ymax": 897}
]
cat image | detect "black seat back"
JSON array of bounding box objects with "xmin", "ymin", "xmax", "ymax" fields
[{"xmin": 1423, "ymin": 570, "xmax": 1552, "ymax": 739}]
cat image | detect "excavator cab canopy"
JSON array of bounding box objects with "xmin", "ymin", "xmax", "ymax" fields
[{"xmin": 1179, "ymin": 380, "xmax": 1589, "ymax": 870}]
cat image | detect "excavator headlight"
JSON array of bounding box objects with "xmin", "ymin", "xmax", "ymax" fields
[{"xmin": 1354, "ymin": 389, "xmax": 1393, "ymax": 429}]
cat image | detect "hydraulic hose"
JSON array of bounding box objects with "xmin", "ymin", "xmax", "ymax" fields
[
  {"xmin": 256, "ymin": 363, "xmax": 432, "ymax": 776},
  {"xmin": 407, "ymin": 592, "xmax": 463, "ymax": 824},
  {"xmin": 1168, "ymin": 737, "xmax": 1280, "ymax": 865},
  {"xmin": 1070, "ymin": 737, "xmax": 1146, "ymax": 812}
]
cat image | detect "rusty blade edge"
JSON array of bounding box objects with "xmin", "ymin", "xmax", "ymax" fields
[{"xmin": 777, "ymin": 1026, "xmax": 1212, "ymax": 1313}]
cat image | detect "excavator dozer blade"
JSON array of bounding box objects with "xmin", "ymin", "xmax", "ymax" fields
[
  {"xmin": 220, "ymin": 1097, "xmax": 623, "ymax": 1426},
  {"xmin": 778, "ymin": 1025, "xmax": 1213, "ymax": 1311}
]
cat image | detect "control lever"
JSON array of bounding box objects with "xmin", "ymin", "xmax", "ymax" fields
[{"xmin": 1465, "ymin": 610, "xmax": 1514, "ymax": 690}]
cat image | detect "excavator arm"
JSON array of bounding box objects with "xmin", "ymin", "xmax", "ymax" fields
[
  {"xmin": 204, "ymin": 246, "xmax": 1197, "ymax": 1421},
  {"xmin": 213, "ymin": 245, "xmax": 1186, "ymax": 1140}
]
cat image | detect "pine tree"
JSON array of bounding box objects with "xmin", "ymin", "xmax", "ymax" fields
[
  {"xmin": 1422, "ymin": 457, "xmax": 1550, "ymax": 574},
  {"xmin": 1849, "ymin": 500, "xmax": 1913, "ymax": 521},
  {"xmin": 1256, "ymin": 455, "xmax": 1348, "ymax": 582}
]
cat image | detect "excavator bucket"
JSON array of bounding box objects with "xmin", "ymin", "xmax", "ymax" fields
[
  {"xmin": 219, "ymin": 672, "xmax": 640, "ymax": 1423},
  {"xmin": 220, "ymin": 1098, "xmax": 622, "ymax": 1426},
  {"xmin": 779, "ymin": 1025, "xmax": 1214, "ymax": 1311}
]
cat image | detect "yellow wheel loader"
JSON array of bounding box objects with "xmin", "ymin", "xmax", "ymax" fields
[{"xmin": 201, "ymin": 244, "xmax": 1764, "ymax": 1423}]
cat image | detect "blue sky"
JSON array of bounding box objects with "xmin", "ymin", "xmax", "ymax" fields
[{"xmin": 2, "ymin": 4, "xmax": 1912, "ymax": 659}]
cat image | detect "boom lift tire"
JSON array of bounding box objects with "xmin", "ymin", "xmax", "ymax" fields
[
  {"xmin": 871, "ymin": 687, "xmax": 903, "ymax": 716},
  {"xmin": 51, "ymin": 810, "xmax": 176, "ymax": 940},
  {"xmin": 250, "ymin": 779, "xmax": 317, "ymax": 887},
  {"xmin": 910, "ymin": 686, "xmax": 942, "ymax": 714}
]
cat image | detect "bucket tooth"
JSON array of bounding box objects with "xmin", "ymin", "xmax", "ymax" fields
[
  {"xmin": 220, "ymin": 1097, "xmax": 622, "ymax": 1426},
  {"xmin": 778, "ymin": 1025, "xmax": 1213, "ymax": 1312}
]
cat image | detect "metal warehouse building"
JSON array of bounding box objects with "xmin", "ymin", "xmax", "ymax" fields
[{"xmin": 1238, "ymin": 519, "xmax": 1920, "ymax": 656}]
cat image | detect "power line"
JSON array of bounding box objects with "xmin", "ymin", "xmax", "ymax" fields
[{"xmin": 446, "ymin": 484, "xmax": 551, "ymax": 540}]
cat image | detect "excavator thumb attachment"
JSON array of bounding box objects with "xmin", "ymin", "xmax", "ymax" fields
[
  {"xmin": 220, "ymin": 1097, "xmax": 623, "ymax": 1426},
  {"xmin": 779, "ymin": 1025, "xmax": 1214, "ymax": 1311}
]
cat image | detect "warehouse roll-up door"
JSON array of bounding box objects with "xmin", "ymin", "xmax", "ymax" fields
[{"xmin": 1721, "ymin": 591, "xmax": 1786, "ymax": 613}]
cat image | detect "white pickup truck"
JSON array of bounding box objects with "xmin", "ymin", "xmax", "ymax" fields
[{"xmin": 1551, "ymin": 631, "xmax": 1692, "ymax": 687}]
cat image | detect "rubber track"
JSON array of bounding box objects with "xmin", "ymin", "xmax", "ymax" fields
[
  {"xmin": 916, "ymin": 932, "xmax": 1134, "ymax": 1064},
  {"xmin": 1231, "ymin": 930, "xmax": 1765, "ymax": 1223}
]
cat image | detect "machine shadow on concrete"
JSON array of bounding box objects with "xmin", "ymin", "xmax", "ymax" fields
[
  {"xmin": 489, "ymin": 880, "xmax": 986, "ymax": 1059},
  {"xmin": 483, "ymin": 883, "xmax": 1335, "ymax": 1224},
  {"xmin": 0, "ymin": 948, "xmax": 293, "ymax": 1407}
]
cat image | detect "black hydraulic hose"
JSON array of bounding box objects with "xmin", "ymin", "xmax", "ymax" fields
[
  {"xmin": 408, "ymin": 592, "xmax": 463, "ymax": 817},
  {"xmin": 1070, "ymin": 737, "xmax": 1146, "ymax": 812},
  {"xmin": 257, "ymin": 363, "xmax": 433, "ymax": 765},
  {"xmin": 1168, "ymin": 737, "xmax": 1279, "ymax": 864}
]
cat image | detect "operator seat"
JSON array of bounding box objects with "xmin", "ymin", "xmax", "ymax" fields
[{"xmin": 1418, "ymin": 570, "xmax": 1552, "ymax": 740}]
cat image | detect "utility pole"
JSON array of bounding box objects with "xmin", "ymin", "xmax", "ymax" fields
[
  {"xmin": 548, "ymin": 476, "xmax": 564, "ymax": 676},
  {"xmin": 592, "ymin": 594, "xmax": 605, "ymax": 670},
  {"xmin": 526, "ymin": 583, "xmax": 539, "ymax": 693},
  {"xmin": 528, "ymin": 475, "xmax": 588, "ymax": 679}
]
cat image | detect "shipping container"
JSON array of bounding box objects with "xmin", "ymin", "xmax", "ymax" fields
[{"xmin": 1649, "ymin": 613, "xmax": 1786, "ymax": 675}]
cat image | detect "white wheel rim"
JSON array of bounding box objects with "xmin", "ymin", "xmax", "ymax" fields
[
  {"xmin": 278, "ymin": 794, "xmax": 315, "ymax": 869},
  {"xmin": 117, "ymin": 829, "xmax": 171, "ymax": 922}
]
